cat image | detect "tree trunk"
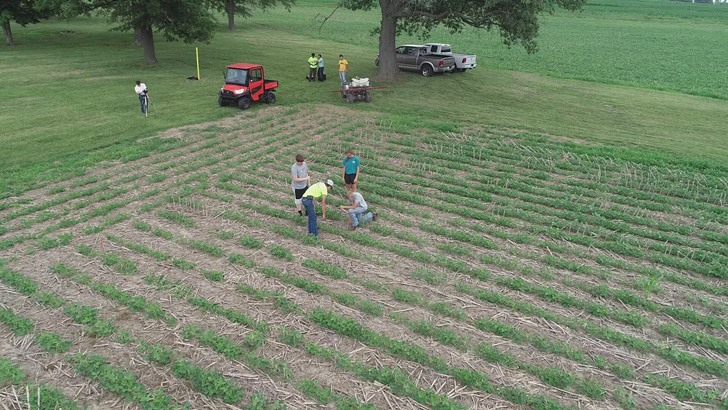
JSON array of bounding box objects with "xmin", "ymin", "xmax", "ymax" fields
[
  {"xmin": 227, "ymin": 0, "xmax": 236, "ymax": 31},
  {"xmin": 3, "ymin": 21, "xmax": 14, "ymax": 46},
  {"xmin": 133, "ymin": 27, "xmax": 142, "ymax": 46},
  {"xmin": 377, "ymin": 0, "xmax": 398, "ymax": 81},
  {"xmin": 137, "ymin": 23, "xmax": 157, "ymax": 64}
]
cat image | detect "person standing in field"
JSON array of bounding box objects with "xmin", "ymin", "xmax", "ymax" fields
[
  {"xmin": 341, "ymin": 149, "xmax": 360, "ymax": 192},
  {"xmin": 339, "ymin": 190, "xmax": 377, "ymax": 231},
  {"xmin": 134, "ymin": 80, "xmax": 148, "ymax": 114},
  {"xmin": 307, "ymin": 53, "xmax": 318, "ymax": 81},
  {"xmin": 291, "ymin": 154, "xmax": 311, "ymax": 216},
  {"xmin": 301, "ymin": 179, "xmax": 334, "ymax": 237},
  {"xmin": 317, "ymin": 54, "xmax": 325, "ymax": 81},
  {"xmin": 338, "ymin": 54, "xmax": 349, "ymax": 85}
]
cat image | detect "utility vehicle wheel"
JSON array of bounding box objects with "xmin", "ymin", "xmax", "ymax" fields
[
  {"xmin": 267, "ymin": 93, "xmax": 276, "ymax": 104},
  {"xmin": 238, "ymin": 97, "xmax": 251, "ymax": 110},
  {"xmin": 375, "ymin": 58, "xmax": 379, "ymax": 67},
  {"xmin": 364, "ymin": 91, "xmax": 371, "ymax": 103},
  {"xmin": 421, "ymin": 65, "xmax": 434, "ymax": 77},
  {"xmin": 346, "ymin": 93, "xmax": 354, "ymax": 104},
  {"xmin": 218, "ymin": 96, "xmax": 226, "ymax": 107}
]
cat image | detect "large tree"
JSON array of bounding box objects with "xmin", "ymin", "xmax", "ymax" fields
[
  {"xmin": 1, "ymin": 0, "xmax": 55, "ymax": 46},
  {"xmin": 61, "ymin": 0, "xmax": 217, "ymax": 64},
  {"xmin": 340, "ymin": 0, "xmax": 586, "ymax": 80},
  {"xmin": 210, "ymin": 0, "xmax": 294, "ymax": 31},
  {"xmin": 107, "ymin": 0, "xmax": 217, "ymax": 64}
]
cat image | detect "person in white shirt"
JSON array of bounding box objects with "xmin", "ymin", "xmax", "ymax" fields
[
  {"xmin": 338, "ymin": 190, "xmax": 377, "ymax": 230},
  {"xmin": 134, "ymin": 80, "xmax": 148, "ymax": 114},
  {"xmin": 291, "ymin": 153, "xmax": 311, "ymax": 216}
]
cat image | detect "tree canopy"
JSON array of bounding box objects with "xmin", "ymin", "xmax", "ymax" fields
[
  {"xmin": 210, "ymin": 0, "xmax": 294, "ymax": 31},
  {"xmin": 95, "ymin": 0, "xmax": 218, "ymax": 64},
  {"xmin": 340, "ymin": 0, "xmax": 586, "ymax": 80},
  {"xmin": 6, "ymin": 0, "xmax": 294, "ymax": 64},
  {"xmin": 1, "ymin": 0, "xmax": 55, "ymax": 45}
]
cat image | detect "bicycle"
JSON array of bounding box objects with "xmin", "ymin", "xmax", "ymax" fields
[{"xmin": 142, "ymin": 93, "xmax": 150, "ymax": 117}]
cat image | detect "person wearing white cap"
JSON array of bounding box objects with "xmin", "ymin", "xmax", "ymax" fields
[{"xmin": 301, "ymin": 179, "xmax": 334, "ymax": 237}]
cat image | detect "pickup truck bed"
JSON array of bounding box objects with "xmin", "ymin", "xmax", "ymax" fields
[{"xmin": 424, "ymin": 43, "xmax": 477, "ymax": 72}]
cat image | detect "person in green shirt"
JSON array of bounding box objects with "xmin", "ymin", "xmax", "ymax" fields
[
  {"xmin": 301, "ymin": 179, "xmax": 334, "ymax": 237},
  {"xmin": 341, "ymin": 148, "xmax": 361, "ymax": 192},
  {"xmin": 307, "ymin": 53, "xmax": 318, "ymax": 82}
]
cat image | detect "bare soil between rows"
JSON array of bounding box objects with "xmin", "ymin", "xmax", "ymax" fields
[{"xmin": 1, "ymin": 106, "xmax": 725, "ymax": 410}]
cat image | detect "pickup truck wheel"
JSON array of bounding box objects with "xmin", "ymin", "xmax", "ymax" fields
[
  {"xmin": 218, "ymin": 96, "xmax": 226, "ymax": 107},
  {"xmin": 421, "ymin": 65, "xmax": 434, "ymax": 77},
  {"xmin": 267, "ymin": 93, "xmax": 276, "ymax": 104},
  {"xmin": 238, "ymin": 97, "xmax": 251, "ymax": 110}
]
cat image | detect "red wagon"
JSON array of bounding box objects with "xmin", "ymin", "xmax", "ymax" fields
[{"xmin": 339, "ymin": 77, "xmax": 386, "ymax": 104}]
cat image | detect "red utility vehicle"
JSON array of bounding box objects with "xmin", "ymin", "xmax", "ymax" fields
[{"xmin": 218, "ymin": 63, "xmax": 278, "ymax": 109}]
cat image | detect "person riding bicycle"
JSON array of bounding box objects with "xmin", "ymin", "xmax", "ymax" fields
[{"xmin": 134, "ymin": 80, "xmax": 149, "ymax": 114}]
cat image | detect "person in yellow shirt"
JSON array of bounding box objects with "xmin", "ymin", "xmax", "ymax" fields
[
  {"xmin": 307, "ymin": 53, "xmax": 318, "ymax": 82},
  {"xmin": 338, "ymin": 55, "xmax": 349, "ymax": 85},
  {"xmin": 301, "ymin": 179, "xmax": 334, "ymax": 237}
]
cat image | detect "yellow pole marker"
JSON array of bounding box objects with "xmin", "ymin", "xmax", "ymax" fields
[{"xmin": 196, "ymin": 47, "xmax": 201, "ymax": 80}]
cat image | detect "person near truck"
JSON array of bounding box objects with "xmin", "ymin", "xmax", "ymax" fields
[
  {"xmin": 338, "ymin": 55, "xmax": 349, "ymax": 84},
  {"xmin": 301, "ymin": 179, "xmax": 334, "ymax": 237},
  {"xmin": 134, "ymin": 80, "xmax": 148, "ymax": 114},
  {"xmin": 339, "ymin": 190, "xmax": 376, "ymax": 231},
  {"xmin": 317, "ymin": 54, "xmax": 325, "ymax": 81},
  {"xmin": 291, "ymin": 153, "xmax": 311, "ymax": 216},
  {"xmin": 307, "ymin": 53, "xmax": 318, "ymax": 81},
  {"xmin": 341, "ymin": 149, "xmax": 360, "ymax": 192}
]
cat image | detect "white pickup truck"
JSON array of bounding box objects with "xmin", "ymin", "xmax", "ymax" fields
[{"xmin": 423, "ymin": 43, "xmax": 477, "ymax": 72}]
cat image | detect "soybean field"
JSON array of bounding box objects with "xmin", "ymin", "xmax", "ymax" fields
[{"xmin": 0, "ymin": 106, "xmax": 726, "ymax": 409}]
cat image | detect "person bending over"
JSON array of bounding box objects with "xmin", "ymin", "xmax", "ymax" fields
[{"xmin": 301, "ymin": 179, "xmax": 334, "ymax": 237}]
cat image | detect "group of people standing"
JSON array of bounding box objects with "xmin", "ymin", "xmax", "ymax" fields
[
  {"xmin": 307, "ymin": 53, "xmax": 325, "ymax": 82},
  {"xmin": 306, "ymin": 53, "xmax": 349, "ymax": 84},
  {"xmin": 291, "ymin": 149, "xmax": 376, "ymax": 237}
]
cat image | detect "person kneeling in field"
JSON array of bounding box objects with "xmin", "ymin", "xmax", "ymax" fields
[
  {"xmin": 301, "ymin": 179, "xmax": 334, "ymax": 237},
  {"xmin": 339, "ymin": 190, "xmax": 377, "ymax": 231}
]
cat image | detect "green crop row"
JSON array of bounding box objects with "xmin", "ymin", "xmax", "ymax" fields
[
  {"xmin": 2, "ymin": 258, "xmax": 290, "ymax": 408},
  {"xmin": 181, "ymin": 324, "xmax": 291, "ymax": 381},
  {"xmin": 0, "ymin": 358, "xmax": 79, "ymax": 410},
  {"xmin": 106, "ymin": 234, "xmax": 170, "ymax": 261},
  {"xmin": 196, "ymin": 166, "xmax": 720, "ymax": 404},
  {"xmin": 0, "ymin": 308, "xmax": 34, "ymax": 335},
  {"xmin": 50, "ymin": 262, "xmax": 176, "ymax": 325},
  {"xmin": 209, "ymin": 176, "xmax": 721, "ymax": 390},
  {"xmin": 391, "ymin": 312, "xmax": 605, "ymax": 399},
  {"xmin": 362, "ymin": 160, "xmax": 727, "ymax": 280},
  {"xmin": 410, "ymin": 133, "xmax": 728, "ymax": 209},
  {"xmin": 187, "ymin": 297, "xmax": 269, "ymax": 333},
  {"xmin": 310, "ymin": 307, "xmax": 580, "ymax": 409},
  {"xmin": 75, "ymin": 244, "xmax": 137, "ymax": 275},
  {"xmin": 371, "ymin": 135, "xmax": 727, "ymax": 262},
  {"xmin": 69, "ymin": 353, "xmax": 181, "ymax": 410},
  {"xmin": 459, "ymin": 283, "xmax": 727, "ymax": 378}
]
